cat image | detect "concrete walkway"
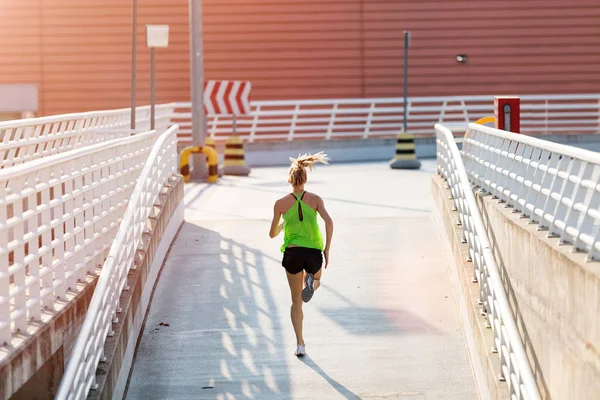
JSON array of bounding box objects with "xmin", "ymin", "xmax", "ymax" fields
[{"xmin": 126, "ymin": 160, "xmax": 478, "ymax": 400}]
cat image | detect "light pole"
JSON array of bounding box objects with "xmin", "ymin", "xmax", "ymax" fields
[
  {"xmin": 131, "ymin": 0, "xmax": 138, "ymax": 130},
  {"xmin": 189, "ymin": 0, "xmax": 208, "ymax": 180},
  {"xmin": 403, "ymin": 31, "xmax": 410, "ymax": 133},
  {"xmin": 145, "ymin": 25, "xmax": 169, "ymax": 131}
]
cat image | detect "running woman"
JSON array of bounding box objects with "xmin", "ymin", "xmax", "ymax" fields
[{"xmin": 269, "ymin": 152, "xmax": 334, "ymax": 357}]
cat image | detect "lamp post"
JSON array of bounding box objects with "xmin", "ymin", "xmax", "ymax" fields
[
  {"xmin": 145, "ymin": 25, "xmax": 169, "ymax": 131},
  {"xmin": 189, "ymin": 0, "xmax": 208, "ymax": 181},
  {"xmin": 130, "ymin": 0, "xmax": 138, "ymax": 130},
  {"xmin": 403, "ymin": 31, "xmax": 410, "ymax": 133}
]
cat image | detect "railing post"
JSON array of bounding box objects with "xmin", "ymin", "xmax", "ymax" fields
[
  {"xmin": 0, "ymin": 187, "xmax": 10, "ymax": 343},
  {"xmin": 405, "ymin": 100, "xmax": 412, "ymax": 131},
  {"xmin": 363, "ymin": 102, "xmax": 376, "ymax": 139},
  {"xmin": 12, "ymin": 177, "xmax": 27, "ymax": 333},
  {"xmin": 249, "ymin": 105, "xmax": 260, "ymax": 143},
  {"xmin": 438, "ymin": 100, "xmax": 447, "ymax": 124},
  {"xmin": 325, "ymin": 103, "xmax": 338, "ymax": 140},
  {"xmin": 545, "ymin": 98, "xmax": 549, "ymax": 135},
  {"xmin": 597, "ymin": 99, "xmax": 600, "ymax": 134},
  {"xmin": 210, "ymin": 115, "xmax": 219, "ymax": 141},
  {"xmin": 461, "ymin": 100, "xmax": 469, "ymax": 127},
  {"xmin": 288, "ymin": 104, "xmax": 300, "ymax": 141}
]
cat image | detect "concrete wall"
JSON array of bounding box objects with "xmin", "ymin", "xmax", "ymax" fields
[
  {"xmin": 5, "ymin": 176, "xmax": 184, "ymax": 400},
  {"xmin": 245, "ymin": 137, "xmax": 436, "ymax": 167},
  {"xmin": 475, "ymin": 184, "xmax": 600, "ymax": 400},
  {"xmin": 433, "ymin": 165, "xmax": 600, "ymax": 400},
  {"xmin": 185, "ymin": 132, "xmax": 600, "ymax": 168},
  {"xmin": 431, "ymin": 174, "xmax": 508, "ymax": 400},
  {"xmin": 7, "ymin": 279, "xmax": 98, "ymax": 400},
  {"xmin": 90, "ymin": 176, "xmax": 184, "ymax": 400}
]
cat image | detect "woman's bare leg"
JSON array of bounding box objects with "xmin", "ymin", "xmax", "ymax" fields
[
  {"xmin": 313, "ymin": 268, "xmax": 323, "ymax": 292},
  {"xmin": 286, "ymin": 271, "xmax": 304, "ymax": 345}
]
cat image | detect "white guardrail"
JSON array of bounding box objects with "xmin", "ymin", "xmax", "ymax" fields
[
  {"xmin": 56, "ymin": 125, "xmax": 178, "ymax": 399},
  {"xmin": 463, "ymin": 123, "xmax": 600, "ymax": 261},
  {"xmin": 0, "ymin": 103, "xmax": 175, "ymax": 168},
  {"xmin": 172, "ymin": 94, "xmax": 600, "ymax": 144},
  {"xmin": 436, "ymin": 124, "xmax": 541, "ymax": 400},
  {"xmin": 0, "ymin": 130, "xmax": 160, "ymax": 345}
]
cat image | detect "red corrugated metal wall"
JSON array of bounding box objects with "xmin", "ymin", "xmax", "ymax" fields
[
  {"xmin": 361, "ymin": 0, "xmax": 600, "ymax": 97},
  {"xmin": 0, "ymin": 0, "xmax": 190, "ymax": 116},
  {"xmin": 0, "ymin": 0, "xmax": 599, "ymax": 115},
  {"xmin": 203, "ymin": 0, "xmax": 364, "ymax": 100},
  {"xmin": 205, "ymin": 0, "xmax": 600, "ymax": 99}
]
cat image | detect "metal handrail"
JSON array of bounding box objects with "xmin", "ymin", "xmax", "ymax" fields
[
  {"xmin": 0, "ymin": 130, "xmax": 159, "ymax": 345},
  {"xmin": 463, "ymin": 123, "xmax": 600, "ymax": 260},
  {"xmin": 0, "ymin": 103, "xmax": 176, "ymax": 130},
  {"xmin": 0, "ymin": 103, "xmax": 176, "ymax": 168},
  {"xmin": 56, "ymin": 125, "xmax": 179, "ymax": 400},
  {"xmin": 171, "ymin": 94, "xmax": 600, "ymax": 144},
  {"xmin": 436, "ymin": 123, "xmax": 541, "ymax": 400}
]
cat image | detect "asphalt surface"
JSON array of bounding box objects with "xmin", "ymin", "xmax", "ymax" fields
[{"xmin": 126, "ymin": 160, "xmax": 478, "ymax": 400}]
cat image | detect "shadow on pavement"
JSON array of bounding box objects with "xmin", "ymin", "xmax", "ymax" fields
[
  {"xmin": 126, "ymin": 223, "xmax": 290, "ymax": 400},
  {"xmin": 299, "ymin": 356, "xmax": 362, "ymax": 400}
]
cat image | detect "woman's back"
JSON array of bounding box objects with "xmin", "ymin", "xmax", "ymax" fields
[{"xmin": 280, "ymin": 191, "xmax": 323, "ymax": 252}]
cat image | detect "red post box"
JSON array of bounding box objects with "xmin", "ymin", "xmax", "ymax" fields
[{"xmin": 494, "ymin": 96, "xmax": 520, "ymax": 133}]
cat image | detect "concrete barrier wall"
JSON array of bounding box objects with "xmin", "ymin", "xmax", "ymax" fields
[
  {"xmin": 91, "ymin": 175, "xmax": 184, "ymax": 400},
  {"xmin": 433, "ymin": 166, "xmax": 600, "ymax": 400},
  {"xmin": 7, "ymin": 176, "xmax": 184, "ymax": 400},
  {"xmin": 431, "ymin": 174, "xmax": 508, "ymax": 400},
  {"xmin": 6, "ymin": 278, "xmax": 98, "ymax": 399},
  {"xmin": 475, "ymin": 185, "xmax": 600, "ymax": 400},
  {"xmin": 179, "ymin": 133, "xmax": 600, "ymax": 169}
]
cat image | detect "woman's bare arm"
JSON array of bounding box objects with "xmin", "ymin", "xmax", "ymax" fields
[
  {"xmin": 316, "ymin": 196, "xmax": 334, "ymax": 267},
  {"xmin": 269, "ymin": 201, "xmax": 284, "ymax": 238}
]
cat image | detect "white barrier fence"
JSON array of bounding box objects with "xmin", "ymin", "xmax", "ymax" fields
[
  {"xmin": 0, "ymin": 103, "xmax": 175, "ymax": 168},
  {"xmin": 172, "ymin": 94, "xmax": 600, "ymax": 145},
  {"xmin": 0, "ymin": 130, "xmax": 159, "ymax": 345},
  {"xmin": 436, "ymin": 124, "xmax": 541, "ymax": 400},
  {"xmin": 463, "ymin": 123, "xmax": 600, "ymax": 261},
  {"xmin": 56, "ymin": 125, "xmax": 178, "ymax": 399}
]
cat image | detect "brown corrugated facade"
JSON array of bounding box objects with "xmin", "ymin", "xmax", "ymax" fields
[{"xmin": 0, "ymin": 0, "xmax": 598, "ymax": 116}]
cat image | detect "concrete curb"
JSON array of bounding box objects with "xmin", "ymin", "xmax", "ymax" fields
[
  {"xmin": 431, "ymin": 174, "xmax": 509, "ymax": 400},
  {"xmin": 88, "ymin": 175, "xmax": 184, "ymax": 400}
]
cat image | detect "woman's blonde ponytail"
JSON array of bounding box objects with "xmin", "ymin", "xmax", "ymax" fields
[{"xmin": 288, "ymin": 152, "xmax": 329, "ymax": 186}]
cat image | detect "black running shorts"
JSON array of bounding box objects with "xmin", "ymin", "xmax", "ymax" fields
[{"xmin": 282, "ymin": 247, "xmax": 323, "ymax": 275}]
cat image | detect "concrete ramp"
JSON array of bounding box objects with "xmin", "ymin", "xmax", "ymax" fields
[{"xmin": 125, "ymin": 161, "xmax": 478, "ymax": 399}]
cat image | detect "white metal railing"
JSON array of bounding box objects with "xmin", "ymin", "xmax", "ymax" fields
[
  {"xmin": 436, "ymin": 123, "xmax": 541, "ymax": 400},
  {"xmin": 462, "ymin": 123, "xmax": 600, "ymax": 261},
  {"xmin": 0, "ymin": 130, "xmax": 159, "ymax": 345},
  {"xmin": 172, "ymin": 94, "xmax": 600, "ymax": 144},
  {"xmin": 0, "ymin": 103, "xmax": 175, "ymax": 168},
  {"xmin": 56, "ymin": 125, "xmax": 178, "ymax": 399}
]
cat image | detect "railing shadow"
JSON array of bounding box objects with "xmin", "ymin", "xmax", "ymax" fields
[
  {"xmin": 126, "ymin": 222, "xmax": 290, "ymax": 399},
  {"xmin": 475, "ymin": 193, "xmax": 551, "ymax": 399}
]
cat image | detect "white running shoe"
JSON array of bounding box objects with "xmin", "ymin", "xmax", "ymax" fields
[
  {"xmin": 302, "ymin": 273, "xmax": 315, "ymax": 303},
  {"xmin": 294, "ymin": 344, "xmax": 306, "ymax": 357}
]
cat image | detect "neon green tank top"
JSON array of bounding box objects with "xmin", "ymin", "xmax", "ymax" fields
[{"xmin": 281, "ymin": 191, "xmax": 324, "ymax": 252}]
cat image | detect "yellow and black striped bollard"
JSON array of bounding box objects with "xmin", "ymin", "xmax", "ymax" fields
[
  {"xmin": 222, "ymin": 135, "xmax": 251, "ymax": 176},
  {"xmin": 389, "ymin": 132, "xmax": 421, "ymax": 169}
]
